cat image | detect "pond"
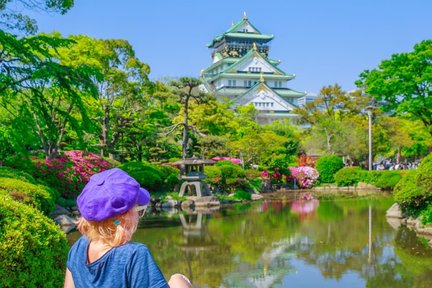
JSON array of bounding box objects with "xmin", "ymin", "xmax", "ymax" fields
[{"xmin": 69, "ymin": 195, "xmax": 432, "ymax": 288}]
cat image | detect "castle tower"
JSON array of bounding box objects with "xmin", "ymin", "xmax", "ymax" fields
[{"xmin": 201, "ymin": 13, "xmax": 306, "ymax": 124}]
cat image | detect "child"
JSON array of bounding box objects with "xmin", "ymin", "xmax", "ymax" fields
[{"xmin": 64, "ymin": 168, "xmax": 192, "ymax": 288}]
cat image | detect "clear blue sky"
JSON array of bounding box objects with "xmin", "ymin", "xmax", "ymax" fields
[{"xmin": 28, "ymin": 0, "xmax": 432, "ymax": 94}]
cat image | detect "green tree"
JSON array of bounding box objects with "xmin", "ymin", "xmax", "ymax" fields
[
  {"xmin": 56, "ymin": 34, "xmax": 151, "ymax": 159},
  {"xmin": 357, "ymin": 40, "xmax": 432, "ymax": 135},
  {"xmin": 0, "ymin": 31, "xmax": 99, "ymax": 158},
  {"xmin": 169, "ymin": 77, "xmax": 208, "ymax": 159}
]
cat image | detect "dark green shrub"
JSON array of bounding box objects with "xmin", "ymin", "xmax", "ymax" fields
[
  {"xmin": 0, "ymin": 177, "xmax": 56, "ymax": 214},
  {"xmin": 315, "ymin": 155, "xmax": 345, "ymax": 183},
  {"xmin": 0, "ymin": 166, "xmax": 38, "ymax": 184},
  {"xmin": 119, "ymin": 161, "xmax": 163, "ymax": 191},
  {"xmin": 334, "ymin": 167, "xmax": 362, "ymax": 186},
  {"xmin": 234, "ymin": 189, "xmax": 252, "ymax": 200},
  {"xmin": 0, "ymin": 197, "xmax": 68, "ymax": 288},
  {"xmin": 420, "ymin": 203, "xmax": 432, "ymax": 224}
]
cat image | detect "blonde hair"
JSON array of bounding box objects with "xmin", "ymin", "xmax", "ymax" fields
[{"xmin": 76, "ymin": 208, "xmax": 139, "ymax": 247}]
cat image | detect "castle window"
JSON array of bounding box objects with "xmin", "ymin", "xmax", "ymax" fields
[
  {"xmin": 228, "ymin": 80, "xmax": 232, "ymax": 86},
  {"xmin": 248, "ymin": 67, "xmax": 262, "ymax": 73},
  {"xmin": 233, "ymin": 80, "xmax": 236, "ymax": 86}
]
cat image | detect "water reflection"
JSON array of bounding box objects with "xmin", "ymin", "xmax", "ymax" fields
[{"xmin": 70, "ymin": 196, "xmax": 432, "ymax": 287}]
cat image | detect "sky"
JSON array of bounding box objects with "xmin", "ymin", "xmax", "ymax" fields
[{"xmin": 28, "ymin": 0, "xmax": 432, "ymax": 95}]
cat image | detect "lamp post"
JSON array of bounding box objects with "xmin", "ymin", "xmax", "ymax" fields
[{"xmin": 366, "ymin": 106, "xmax": 374, "ymax": 171}]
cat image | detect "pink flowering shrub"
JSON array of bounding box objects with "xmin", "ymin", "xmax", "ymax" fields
[
  {"xmin": 289, "ymin": 166, "xmax": 320, "ymax": 189},
  {"xmin": 34, "ymin": 150, "xmax": 113, "ymax": 199}
]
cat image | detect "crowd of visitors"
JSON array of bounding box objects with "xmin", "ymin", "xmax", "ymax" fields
[{"xmin": 373, "ymin": 159, "xmax": 419, "ymax": 170}]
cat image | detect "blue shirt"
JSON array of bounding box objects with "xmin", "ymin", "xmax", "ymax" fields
[{"xmin": 67, "ymin": 236, "xmax": 169, "ymax": 288}]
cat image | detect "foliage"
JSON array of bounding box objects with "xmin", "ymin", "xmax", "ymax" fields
[
  {"xmin": 357, "ymin": 40, "xmax": 432, "ymax": 136},
  {"xmin": 366, "ymin": 170, "xmax": 405, "ymax": 190},
  {"xmin": 119, "ymin": 161, "xmax": 178, "ymax": 193},
  {"xmin": 0, "ymin": 31, "xmax": 100, "ymax": 159},
  {"xmin": 420, "ymin": 203, "xmax": 432, "ymax": 224},
  {"xmin": 315, "ymin": 155, "xmax": 345, "ymax": 183},
  {"xmin": 289, "ymin": 166, "xmax": 319, "ymax": 188},
  {"xmin": 0, "ymin": 166, "xmax": 38, "ymax": 184},
  {"xmin": 234, "ymin": 189, "xmax": 252, "ymax": 201},
  {"xmin": 244, "ymin": 169, "xmax": 262, "ymax": 181},
  {"xmin": 394, "ymin": 154, "xmax": 432, "ymax": 218},
  {"xmin": 334, "ymin": 167, "xmax": 363, "ymax": 186},
  {"xmin": 0, "ymin": 0, "xmax": 74, "ymax": 34},
  {"xmin": 335, "ymin": 167, "xmax": 404, "ymax": 189},
  {"xmin": 0, "ymin": 177, "xmax": 56, "ymax": 214},
  {"xmin": 0, "ymin": 197, "xmax": 68, "ymax": 287},
  {"xmin": 34, "ymin": 150, "xmax": 112, "ymax": 199}
]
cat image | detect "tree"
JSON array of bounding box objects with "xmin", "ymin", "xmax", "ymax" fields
[
  {"xmin": 0, "ymin": 31, "xmax": 99, "ymax": 158},
  {"xmin": 357, "ymin": 40, "xmax": 432, "ymax": 136},
  {"xmin": 169, "ymin": 77, "xmax": 208, "ymax": 159},
  {"xmin": 56, "ymin": 34, "xmax": 151, "ymax": 159},
  {"xmin": 294, "ymin": 84, "xmax": 371, "ymax": 156},
  {"xmin": 0, "ymin": 0, "xmax": 74, "ymax": 34}
]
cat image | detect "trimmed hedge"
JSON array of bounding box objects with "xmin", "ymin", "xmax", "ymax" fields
[
  {"xmin": 315, "ymin": 155, "xmax": 344, "ymax": 183},
  {"xmin": 0, "ymin": 177, "xmax": 56, "ymax": 214},
  {"xmin": 334, "ymin": 167, "xmax": 362, "ymax": 187},
  {"xmin": 334, "ymin": 167, "xmax": 404, "ymax": 190},
  {"xmin": 0, "ymin": 197, "xmax": 68, "ymax": 288}
]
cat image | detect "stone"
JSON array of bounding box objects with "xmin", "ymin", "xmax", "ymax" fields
[
  {"xmin": 54, "ymin": 214, "xmax": 76, "ymax": 234},
  {"xmin": 386, "ymin": 203, "xmax": 403, "ymax": 219},
  {"xmin": 49, "ymin": 204, "xmax": 71, "ymax": 218},
  {"xmin": 161, "ymin": 199, "xmax": 178, "ymax": 208},
  {"xmin": 181, "ymin": 200, "xmax": 195, "ymax": 210},
  {"xmin": 251, "ymin": 194, "xmax": 263, "ymax": 200}
]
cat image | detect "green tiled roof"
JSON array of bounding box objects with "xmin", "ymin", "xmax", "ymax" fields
[
  {"xmin": 274, "ymin": 88, "xmax": 306, "ymax": 97},
  {"xmin": 208, "ymin": 17, "xmax": 274, "ymax": 48}
]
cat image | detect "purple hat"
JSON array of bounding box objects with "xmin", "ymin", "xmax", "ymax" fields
[{"xmin": 78, "ymin": 168, "xmax": 150, "ymax": 221}]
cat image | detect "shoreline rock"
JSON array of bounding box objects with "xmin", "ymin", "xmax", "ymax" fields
[{"xmin": 386, "ymin": 203, "xmax": 432, "ymax": 246}]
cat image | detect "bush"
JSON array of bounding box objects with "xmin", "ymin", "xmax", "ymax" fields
[
  {"xmin": 393, "ymin": 154, "xmax": 432, "ymax": 218},
  {"xmin": 0, "ymin": 177, "xmax": 56, "ymax": 214},
  {"xmin": 0, "ymin": 166, "xmax": 39, "ymax": 184},
  {"xmin": 334, "ymin": 167, "xmax": 363, "ymax": 186},
  {"xmin": 0, "ymin": 197, "xmax": 68, "ymax": 287},
  {"xmin": 315, "ymin": 155, "xmax": 345, "ymax": 183},
  {"xmin": 416, "ymin": 153, "xmax": 432, "ymax": 195},
  {"xmin": 234, "ymin": 189, "xmax": 252, "ymax": 201},
  {"xmin": 244, "ymin": 169, "xmax": 262, "ymax": 181},
  {"xmin": 119, "ymin": 161, "xmax": 179, "ymax": 193},
  {"xmin": 33, "ymin": 150, "xmax": 112, "ymax": 199},
  {"xmin": 366, "ymin": 170, "xmax": 404, "ymax": 190}
]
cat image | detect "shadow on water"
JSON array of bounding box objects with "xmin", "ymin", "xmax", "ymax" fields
[{"xmin": 69, "ymin": 194, "xmax": 432, "ymax": 288}]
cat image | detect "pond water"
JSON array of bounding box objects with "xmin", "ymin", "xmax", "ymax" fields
[{"xmin": 69, "ymin": 195, "xmax": 432, "ymax": 288}]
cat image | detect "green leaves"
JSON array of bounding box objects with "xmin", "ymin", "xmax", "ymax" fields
[{"xmin": 357, "ymin": 40, "xmax": 432, "ymax": 133}]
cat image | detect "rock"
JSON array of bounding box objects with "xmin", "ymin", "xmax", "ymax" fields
[
  {"xmin": 54, "ymin": 214, "xmax": 76, "ymax": 234},
  {"xmin": 181, "ymin": 200, "xmax": 195, "ymax": 210},
  {"xmin": 161, "ymin": 199, "xmax": 178, "ymax": 208},
  {"xmin": 386, "ymin": 203, "xmax": 403, "ymax": 219},
  {"xmin": 49, "ymin": 204, "xmax": 71, "ymax": 218},
  {"xmin": 251, "ymin": 194, "xmax": 263, "ymax": 200},
  {"xmin": 188, "ymin": 196, "xmax": 220, "ymax": 207}
]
